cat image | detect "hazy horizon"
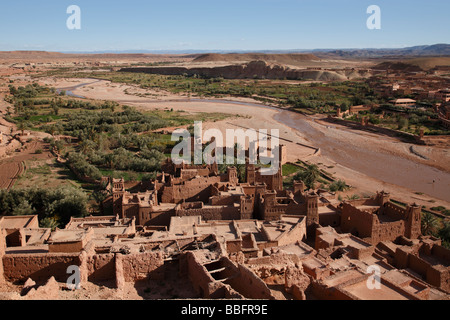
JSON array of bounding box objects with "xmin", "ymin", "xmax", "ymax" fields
[{"xmin": 0, "ymin": 43, "xmax": 448, "ymax": 55}]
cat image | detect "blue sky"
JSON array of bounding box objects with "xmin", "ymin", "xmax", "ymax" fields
[{"xmin": 0, "ymin": 0, "xmax": 448, "ymax": 52}]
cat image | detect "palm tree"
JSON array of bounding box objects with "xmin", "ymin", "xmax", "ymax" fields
[
  {"xmin": 295, "ymin": 164, "xmax": 321, "ymax": 190},
  {"xmin": 421, "ymin": 212, "xmax": 439, "ymax": 236},
  {"xmin": 40, "ymin": 217, "xmax": 59, "ymax": 231}
]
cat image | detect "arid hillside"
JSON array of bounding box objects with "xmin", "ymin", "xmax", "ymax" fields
[
  {"xmin": 193, "ymin": 53, "xmax": 321, "ymax": 66},
  {"xmin": 120, "ymin": 60, "xmax": 372, "ymax": 81},
  {"xmin": 373, "ymin": 57, "xmax": 450, "ymax": 72}
]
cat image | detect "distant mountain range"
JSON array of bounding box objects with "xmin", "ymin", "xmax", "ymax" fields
[
  {"xmin": 309, "ymin": 44, "xmax": 450, "ymax": 58},
  {"xmin": 61, "ymin": 44, "xmax": 450, "ymax": 58}
]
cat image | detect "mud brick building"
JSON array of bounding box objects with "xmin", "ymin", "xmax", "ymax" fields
[
  {"xmin": 0, "ymin": 146, "xmax": 449, "ymax": 300},
  {"xmin": 339, "ymin": 191, "xmax": 422, "ymax": 245}
]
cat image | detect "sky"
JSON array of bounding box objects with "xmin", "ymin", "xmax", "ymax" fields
[{"xmin": 0, "ymin": 0, "xmax": 449, "ymax": 52}]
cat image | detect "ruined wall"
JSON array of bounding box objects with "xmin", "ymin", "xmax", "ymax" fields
[
  {"xmin": 185, "ymin": 252, "xmax": 218, "ymax": 298},
  {"xmin": 310, "ymin": 281, "xmax": 355, "ymax": 300},
  {"xmin": 3, "ymin": 253, "xmax": 81, "ymax": 283},
  {"xmin": 225, "ymin": 261, "xmax": 275, "ymax": 300},
  {"xmin": 119, "ymin": 252, "xmax": 165, "ymax": 282},
  {"xmin": 86, "ymin": 254, "xmax": 116, "ymax": 283},
  {"xmin": 395, "ymin": 247, "xmax": 450, "ymax": 293},
  {"xmin": 276, "ymin": 219, "xmax": 307, "ymax": 247}
]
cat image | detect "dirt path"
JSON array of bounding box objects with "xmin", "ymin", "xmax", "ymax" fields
[{"xmin": 0, "ymin": 141, "xmax": 53, "ymax": 190}]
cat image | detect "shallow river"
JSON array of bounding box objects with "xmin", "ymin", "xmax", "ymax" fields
[{"xmin": 60, "ymin": 81, "xmax": 450, "ymax": 201}]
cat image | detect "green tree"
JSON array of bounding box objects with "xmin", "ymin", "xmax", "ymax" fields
[
  {"xmin": 421, "ymin": 212, "xmax": 439, "ymax": 236},
  {"xmin": 17, "ymin": 121, "xmax": 27, "ymax": 136},
  {"xmin": 40, "ymin": 217, "xmax": 59, "ymax": 231},
  {"xmin": 438, "ymin": 221, "xmax": 450, "ymax": 243},
  {"xmin": 294, "ymin": 164, "xmax": 321, "ymax": 190}
]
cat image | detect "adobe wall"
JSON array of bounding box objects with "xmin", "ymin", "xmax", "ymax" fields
[
  {"xmin": 118, "ymin": 252, "xmax": 165, "ymax": 282},
  {"xmin": 256, "ymin": 240, "xmax": 279, "ymax": 252},
  {"xmin": 145, "ymin": 210, "xmax": 175, "ymax": 226},
  {"xmin": 49, "ymin": 241, "xmax": 86, "ymax": 253},
  {"xmin": 122, "ymin": 203, "xmax": 139, "ymax": 221},
  {"xmin": 431, "ymin": 245, "xmax": 450, "ymax": 264},
  {"xmin": 225, "ymin": 261, "xmax": 275, "ymax": 300},
  {"xmin": 209, "ymin": 194, "xmax": 239, "ymax": 206},
  {"xmin": 0, "ymin": 229, "xmax": 5, "ymax": 284},
  {"xmin": 310, "ymin": 281, "xmax": 355, "ymax": 300},
  {"xmin": 86, "ymin": 254, "xmax": 116, "ymax": 283},
  {"xmin": 184, "ymin": 252, "xmax": 218, "ymax": 298},
  {"xmin": 176, "ymin": 206, "xmax": 241, "ymax": 221},
  {"xmin": 4, "ymin": 229, "xmax": 23, "ymax": 247},
  {"xmin": 276, "ymin": 219, "xmax": 307, "ymax": 247},
  {"xmin": 226, "ymin": 240, "xmax": 243, "ymax": 254},
  {"xmin": 2, "ymin": 253, "xmax": 81, "ymax": 284},
  {"xmin": 340, "ymin": 203, "xmax": 374, "ymax": 239},
  {"xmin": 259, "ymin": 199, "xmax": 305, "ymax": 221},
  {"xmin": 426, "ymin": 266, "xmax": 450, "ymax": 293},
  {"xmin": 371, "ymin": 220, "xmax": 405, "ymax": 244},
  {"xmin": 384, "ymin": 202, "xmax": 407, "ymax": 219},
  {"xmin": 319, "ymin": 211, "xmax": 341, "ymax": 228},
  {"xmin": 395, "ymin": 248, "xmax": 449, "ymax": 293},
  {"xmin": 161, "ymin": 177, "xmax": 220, "ymax": 203}
]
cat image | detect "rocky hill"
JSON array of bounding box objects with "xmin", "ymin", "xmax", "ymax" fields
[
  {"xmin": 120, "ymin": 60, "xmax": 371, "ymax": 81},
  {"xmin": 193, "ymin": 53, "xmax": 320, "ymax": 66}
]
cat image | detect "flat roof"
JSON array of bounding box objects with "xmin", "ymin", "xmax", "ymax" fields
[
  {"xmin": 0, "ymin": 215, "xmax": 38, "ymax": 229},
  {"xmin": 277, "ymin": 242, "xmax": 314, "ymax": 258},
  {"xmin": 390, "ymin": 98, "xmax": 416, "ymax": 103},
  {"xmin": 47, "ymin": 229, "xmax": 89, "ymax": 243},
  {"xmin": 23, "ymin": 228, "xmax": 51, "ymax": 245},
  {"xmin": 342, "ymin": 280, "xmax": 411, "ymax": 300}
]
